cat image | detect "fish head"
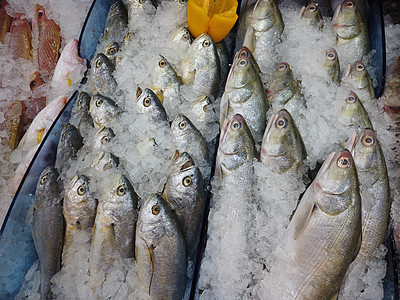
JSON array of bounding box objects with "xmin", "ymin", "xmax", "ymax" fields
[
  {"xmin": 92, "ymin": 151, "xmax": 119, "ymax": 171},
  {"xmin": 325, "ymin": 48, "xmax": 338, "ymax": 64},
  {"xmin": 75, "ymin": 91, "xmax": 91, "ymax": 115},
  {"xmin": 102, "ymin": 172, "xmax": 138, "ymax": 211},
  {"xmin": 189, "ymin": 33, "xmax": 217, "ymax": 60},
  {"xmin": 340, "ymin": 90, "xmax": 361, "ymax": 118},
  {"xmin": 172, "ymin": 26, "xmax": 192, "ymax": 46},
  {"xmin": 89, "ymin": 94, "xmax": 121, "ymax": 127},
  {"xmin": 267, "ymin": 62, "xmax": 294, "ymax": 96},
  {"xmin": 251, "ymin": 0, "xmax": 275, "ymax": 29},
  {"xmin": 29, "ymin": 71, "xmax": 45, "ymax": 92},
  {"xmin": 91, "ymin": 53, "xmax": 115, "ymax": 75},
  {"xmin": 333, "ymin": 0, "xmax": 362, "ymax": 39},
  {"xmin": 226, "ymin": 47, "xmax": 256, "ymax": 91},
  {"xmin": 35, "ymin": 166, "xmax": 61, "ymax": 206},
  {"xmin": 135, "ymin": 87, "xmax": 166, "ymax": 122},
  {"xmin": 343, "ymin": 61, "xmax": 369, "ymax": 88},
  {"xmin": 102, "ymin": 42, "xmax": 121, "ymax": 66},
  {"xmin": 300, "ymin": 3, "xmax": 322, "ymax": 25},
  {"xmin": 170, "ymin": 114, "xmax": 195, "ymax": 139},
  {"xmin": 347, "ymin": 128, "xmax": 379, "ymax": 171},
  {"xmin": 35, "ymin": 4, "xmax": 47, "ymax": 25},
  {"xmin": 92, "ymin": 127, "xmax": 115, "ymax": 150}
]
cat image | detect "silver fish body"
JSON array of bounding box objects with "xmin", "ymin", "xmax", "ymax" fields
[
  {"xmin": 90, "ymin": 53, "xmax": 118, "ymax": 97},
  {"xmin": 89, "ymin": 94, "xmax": 122, "ymax": 128},
  {"xmin": 55, "ymin": 123, "xmax": 83, "ymax": 171},
  {"xmin": 32, "ymin": 167, "xmax": 64, "ymax": 300},
  {"xmin": 135, "ymin": 193, "xmax": 186, "ymax": 300}
]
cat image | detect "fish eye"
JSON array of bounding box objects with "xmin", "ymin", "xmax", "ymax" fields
[
  {"xmin": 101, "ymin": 136, "xmax": 110, "ymax": 144},
  {"xmin": 182, "ymin": 33, "xmax": 189, "ymax": 41},
  {"xmin": 108, "ymin": 48, "xmax": 115, "ymax": 55},
  {"xmin": 77, "ymin": 185, "xmax": 86, "ymax": 196},
  {"xmin": 309, "ymin": 5, "xmax": 316, "ymax": 11},
  {"xmin": 361, "ymin": 134, "xmax": 375, "ymax": 146},
  {"xmin": 239, "ymin": 59, "xmax": 248, "ymax": 66},
  {"xmin": 346, "ymin": 1, "xmax": 353, "ymax": 8},
  {"xmin": 152, "ymin": 204, "xmax": 160, "ymax": 215},
  {"xmin": 40, "ymin": 175, "xmax": 47, "ymax": 185},
  {"xmin": 346, "ymin": 95, "xmax": 356, "ymax": 103},
  {"xmin": 337, "ymin": 156, "xmax": 351, "ymax": 168},
  {"xmin": 202, "ymin": 40, "xmax": 210, "ymax": 47},
  {"xmin": 179, "ymin": 0, "xmax": 187, "ymax": 4},
  {"xmin": 143, "ymin": 97, "xmax": 151, "ymax": 107},
  {"xmin": 30, "ymin": 80, "xmax": 36, "ymax": 90},
  {"xmin": 179, "ymin": 121, "xmax": 186, "ymax": 129},
  {"xmin": 117, "ymin": 185, "xmax": 126, "ymax": 196},
  {"xmin": 159, "ymin": 59, "xmax": 166, "ymax": 68},
  {"xmin": 96, "ymin": 58, "xmax": 102, "ymax": 68},
  {"xmin": 183, "ymin": 176, "xmax": 192, "ymax": 186},
  {"xmin": 95, "ymin": 99, "xmax": 102, "ymax": 107},
  {"xmin": 278, "ymin": 63, "xmax": 287, "ymax": 71},
  {"xmin": 232, "ymin": 120, "xmax": 242, "ymax": 130},
  {"xmin": 275, "ymin": 116, "xmax": 288, "ymax": 129},
  {"xmin": 327, "ymin": 53, "xmax": 335, "ymax": 60},
  {"xmin": 37, "ymin": 10, "xmax": 44, "ymax": 20},
  {"xmin": 356, "ymin": 63, "xmax": 365, "ymax": 71}
]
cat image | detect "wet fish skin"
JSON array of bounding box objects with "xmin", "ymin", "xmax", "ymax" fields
[
  {"xmin": 0, "ymin": 0, "xmax": 11, "ymax": 42},
  {"xmin": 260, "ymin": 109, "xmax": 306, "ymax": 174},
  {"xmin": 172, "ymin": 26, "xmax": 192, "ymax": 51},
  {"xmin": 284, "ymin": 149, "xmax": 361, "ymax": 299},
  {"xmin": 8, "ymin": 13, "xmax": 32, "ymax": 60},
  {"xmin": 102, "ymin": 41, "xmax": 121, "ymax": 66},
  {"xmin": 189, "ymin": 94, "xmax": 212, "ymax": 123},
  {"xmin": 343, "ymin": 61, "xmax": 375, "ymax": 100},
  {"xmin": 91, "ymin": 151, "xmax": 120, "ymax": 171},
  {"xmin": 181, "ymin": 33, "xmax": 220, "ymax": 97},
  {"xmin": 216, "ymin": 41, "xmax": 230, "ymax": 97},
  {"xmin": 135, "ymin": 87, "xmax": 168, "ymax": 124},
  {"xmin": 171, "ymin": 114, "xmax": 209, "ymax": 162},
  {"xmin": 333, "ymin": 0, "xmax": 369, "ymax": 61},
  {"xmin": 89, "ymin": 94, "xmax": 122, "ymax": 128},
  {"xmin": 221, "ymin": 46, "xmax": 269, "ymax": 143},
  {"xmin": 91, "ymin": 126, "xmax": 115, "ymax": 150},
  {"xmin": 383, "ymin": 56, "xmax": 400, "ymax": 111},
  {"xmin": 163, "ymin": 151, "xmax": 205, "ymax": 259},
  {"xmin": 90, "ymin": 53, "xmax": 118, "ymax": 97},
  {"xmin": 34, "ymin": 4, "xmax": 61, "ymax": 77},
  {"xmin": 299, "ymin": 3, "xmax": 323, "ymax": 29},
  {"xmin": 339, "ymin": 90, "xmax": 372, "ymax": 133},
  {"xmin": 0, "ymin": 100, "xmax": 25, "ymax": 152},
  {"xmin": 32, "ymin": 166, "xmax": 64, "ymax": 300},
  {"xmin": 89, "ymin": 173, "xmax": 138, "ymax": 283},
  {"xmin": 102, "ymin": 0, "xmax": 128, "ymax": 44},
  {"xmin": 135, "ymin": 193, "xmax": 186, "ymax": 300},
  {"xmin": 55, "ymin": 123, "xmax": 83, "ymax": 171},
  {"xmin": 73, "ymin": 91, "xmax": 94, "ymax": 131},
  {"xmin": 323, "ymin": 48, "xmax": 340, "ymax": 84},
  {"xmin": 346, "ymin": 129, "xmax": 390, "ymax": 262}
]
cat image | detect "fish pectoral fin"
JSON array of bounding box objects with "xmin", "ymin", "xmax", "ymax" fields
[
  {"xmin": 243, "ymin": 26, "xmax": 255, "ymax": 53},
  {"xmin": 148, "ymin": 245, "xmax": 155, "ymax": 295},
  {"xmin": 293, "ymin": 187, "xmax": 315, "ymax": 240}
]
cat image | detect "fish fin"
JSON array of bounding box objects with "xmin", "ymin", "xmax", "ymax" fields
[
  {"xmin": 148, "ymin": 245, "xmax": 155, "ymax": 296},
  {"xmin": 243, "ymin": 26, "xmax": 255, "ymax": 53},
  {"xmin": 293, "ymin": 186, "xmax": 315, "ymax": 240},
  {"xmin": 214, "ymin": 154, "xmax": 222, "ymax": 177},
  {"xmin": 219, "ymin": 95, "xmax": 229, "ymax": 129}
]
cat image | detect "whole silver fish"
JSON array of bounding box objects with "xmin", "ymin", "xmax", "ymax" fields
[
  {"xmin": 171, "ymin": 114, "xmax": 209, "ymax": 163},
  {"xmin": 333, "ymin": 0, "xmax": 369, "ymax": 61},
  {"xmin": 342, "ymin": 61, "xmax": 375, "ymax": 100},
  {"xmin": 221, "ymin": 46, "xmax": 269, "ymax": 143},
  {"xmin": 267, "ymin": 62, "xmax": 306, "ymax": 118},
  {"xmin": 135, "ymin": 87, "xmax": 168, "ymax": 124},
  {"xmin": 89, "ymin": 173, "xmax": 138, "ymax": 285},
  {"xmin": 102, "ymin": 0, "xmax": 128, "ymax": 44},
  {"xmin": 89, "ymin": 94, "xmax": 122, "ymax": 128},
  {"xmin": 339, "ymin": 90, "xmax": 372, "ymax": 134},
  {"xmin": 162, "ymin": 151, "xmax": 205, "ymax": 259},
  {"xmin": 73, "ymin": 91, "xmax": 94, "ymax": 132},
  {"xmin": 101, "ymin": 41, "xmax": 121, "ymax": 67},
  {"xmin": 283, "ymin": 149, "xmax": 361, "ymax": 299},
  {"xmin": 260, "ymin": 109, "xmax": 306, "ymax": 174},
  {"xmin": 299, "ymin": 3, "xmax": 323, "ymax": 29},
  {"xmin": 55, "ymin": 123, "xmax": 83, "ymax": 171},
  {"xmin": 32, "ymin": 167, "xmax": 64, "ymax": 300},
  {"xmin": 135, "ymin": 193, "xmax": 186, "ymax": 300},
  {"xmin": 91, "ymin": 127, "xmax": 115, "ymax": 150},
  {"xmin": 181, "ymin": 33, "xmax": 220, "ymax": 97},
  {"xmin": 346, "ymin": 129, "xmax": 390, "ymax": 262},
  {"xmin": 323, "ymin": 48, "xmax": 340, "ymax": 84},
  {"xmin": 90, "ymin": 53, "xmax": 118, "ymax": 97}
]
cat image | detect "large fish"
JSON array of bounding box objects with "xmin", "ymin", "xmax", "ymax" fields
[
  {"xmin": 33, "ymin": 4, "xmax": 61, "ymax": 77},
  {"xmin": 181, "ymin": 33, "xmax": 220, "ymax": 97},
  {"xmin": 282, "ymin": 149, "xmax": 361, "ymax": 299},
  {"xmin": 323, "ymin": 48, "xmax": 340, "ymax": 84},
  {"xmin": 89, "ymin": 172, "xmax": 138, "ymax": 286},
  {"xmin": 135, "ymin": 193, "xmax": 186, "ymax": 300},
  {"xmin": 342, "ymin": 61, "xmax": 375, "ymax": 100},
  {"xmin": 221, "ymin": 46, "xmax": 268, "ymax": 143},
  {"xmin": 260, "ymin": 109, "xmax": 306, "ymax": 175},
  {"xmin": 162, "ymin": 151, "xmax": 205, "ymax": 259},
  {"xmin": 90, "ymin": 53, "xmax": 118, "ymax": 97},
  {"xmin": 32, "ymin": 167, "xmax": 64, "ymax": 300},
  {"xmin": 8, "ymin": 13, "xmax": 32, "ymax": 60},
  {"xmin": 346, "ymin": 129, "xmax": 390, "ymax": 262},
  {"xmin": 89, "ymin": 94, "xmax": 122, "ymax": 128},
  {"xmin": 102, "ymin": 0, "xmax": 128, "ymax": 44},
  {"xmin": 55, "ymin": 123, "xmax": 83, "ymax": 172},
  {"xmin": 0, "ymin": 0, "xmax": 11, "ymax": 42}
]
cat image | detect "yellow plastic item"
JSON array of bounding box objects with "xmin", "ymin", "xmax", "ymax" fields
[{"xmin": 187, "ymin": 0, "xmax": 238, "ymax": 42}]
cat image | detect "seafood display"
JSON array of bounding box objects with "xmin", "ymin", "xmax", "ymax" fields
[{"xmin": 0, "ymin": 0, "xmax": 399, "ymax": 299}]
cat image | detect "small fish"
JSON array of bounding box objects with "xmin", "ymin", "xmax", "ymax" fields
[
  {"xmin": 283, "ymin": 149, "xmax": 361, "ymax": 299},
  {"xmin": 333, "ymin": 0, "xmax": 368, "ymax": 61},
  {"xmin": 383, "ymin": 56, "xmax": 400, "ymax": 112},
  {"xmin": 55, "ymin": 123, "xmax": 83, "ymax": 171},
  {"xmin": 90, "ymin": 53, "xmax": 118, "ymax": 97},
  {"xmin": 89, "ymin": 94, "xmax": 122, "ymax": 128},
  {"xmin": 267, "ymin": 62, "xmax": 306, "ymax": 118},
  {"xmin": 152, "ymin": 56, "xmax": 182, "ymax": 111},
  {"xmin": 135, "ymin": 193, "xmax": 186, "ymax": 299},
  {"xmin": 0, "ymin": 0, "xmax": 12, "ymax": 43},
  {"xmin": 63, "ymin": 175, "xmax": 97, "ymax": 255},
  {"xmin": 102, "ymin": 0, "xmax": 128, "ymax": 44},
  {"xmin": 221, "ymin": 46, "xmax": 269, "ymax": 143},
  {"xmin": 343, "ymin": 61, "xmax": 375, "ymax": 100},
  {"xmin": 8, "ymin": 13, "xmax": 32, "ymax": 60},
  {"xmin": 89, "ymin": 172, "xmax": 138, "ymax": 285},
  {"xmin": 91, "ymin": 151, "xmax": 120, "ymax": 171},
  {"xmin": 171, "ymin": 114, "xmax": 209, "ymax": 163},
  {"xmin": 135, "ymin": 87, "xmax": 168, "ymax": 124},
  {"xmin": 346, "ymin": 129, "xmax": 390, "ymax": 262},
  {"xmin": 32, "ymin": 167, "xmax": 64, "ymax": 300},
  {"xmin": 260, "ymin": 109, "xmax": 307, "ymax": 174},
  {"xmin": 162, "ymin": 151, "xmax": 205, "ymax": 259},
  {"xmin": 339, "ymin": 90, "xmax": 372, "ymax": 134},
  {"xmin": 216, "ymin": 114, "xmax": 256, "ymax": 187},
  {"xmin": 299, "ymin": 3, "xmax": 323, "ymax": 29},
  {"xmin": 72, "ymin": 91, "xmax": 94, "ymax": 132},
  {"xmin": 181, "ymin": 33, "xmax": 220, "ymax": 97},
  {"xmin": 34, "ymin": 4, "xmax": 62, "ymax": 77},
  {"xmin": 101, "ymin": 41, "xmax": 121, "ymax": 66},
  {"xmin": 50, "ymin": 39, "xmax": 87, "ymax": 94},
  {"xmin": 323, "ymin": 48, "xmax": 340, "ymax": 84},
  {"xmin": 91, "ymin": 126, "xmax": 115, "ymax": 150},
  {"xmin": 0, "ymin": 100, "xmax": 25, "ymax": 151}
]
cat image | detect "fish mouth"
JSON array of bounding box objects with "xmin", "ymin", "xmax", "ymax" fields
[
  {"xmin": 345, "ymin": 132, "xmax": 358, "ymax": 154},
  {"xmin": 332, "ymin": 3, "xmax": 342, "ymax": 22},
  {"xmin": 262, "ymin": 113, "xmax": 276, "ymax": 142}
]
